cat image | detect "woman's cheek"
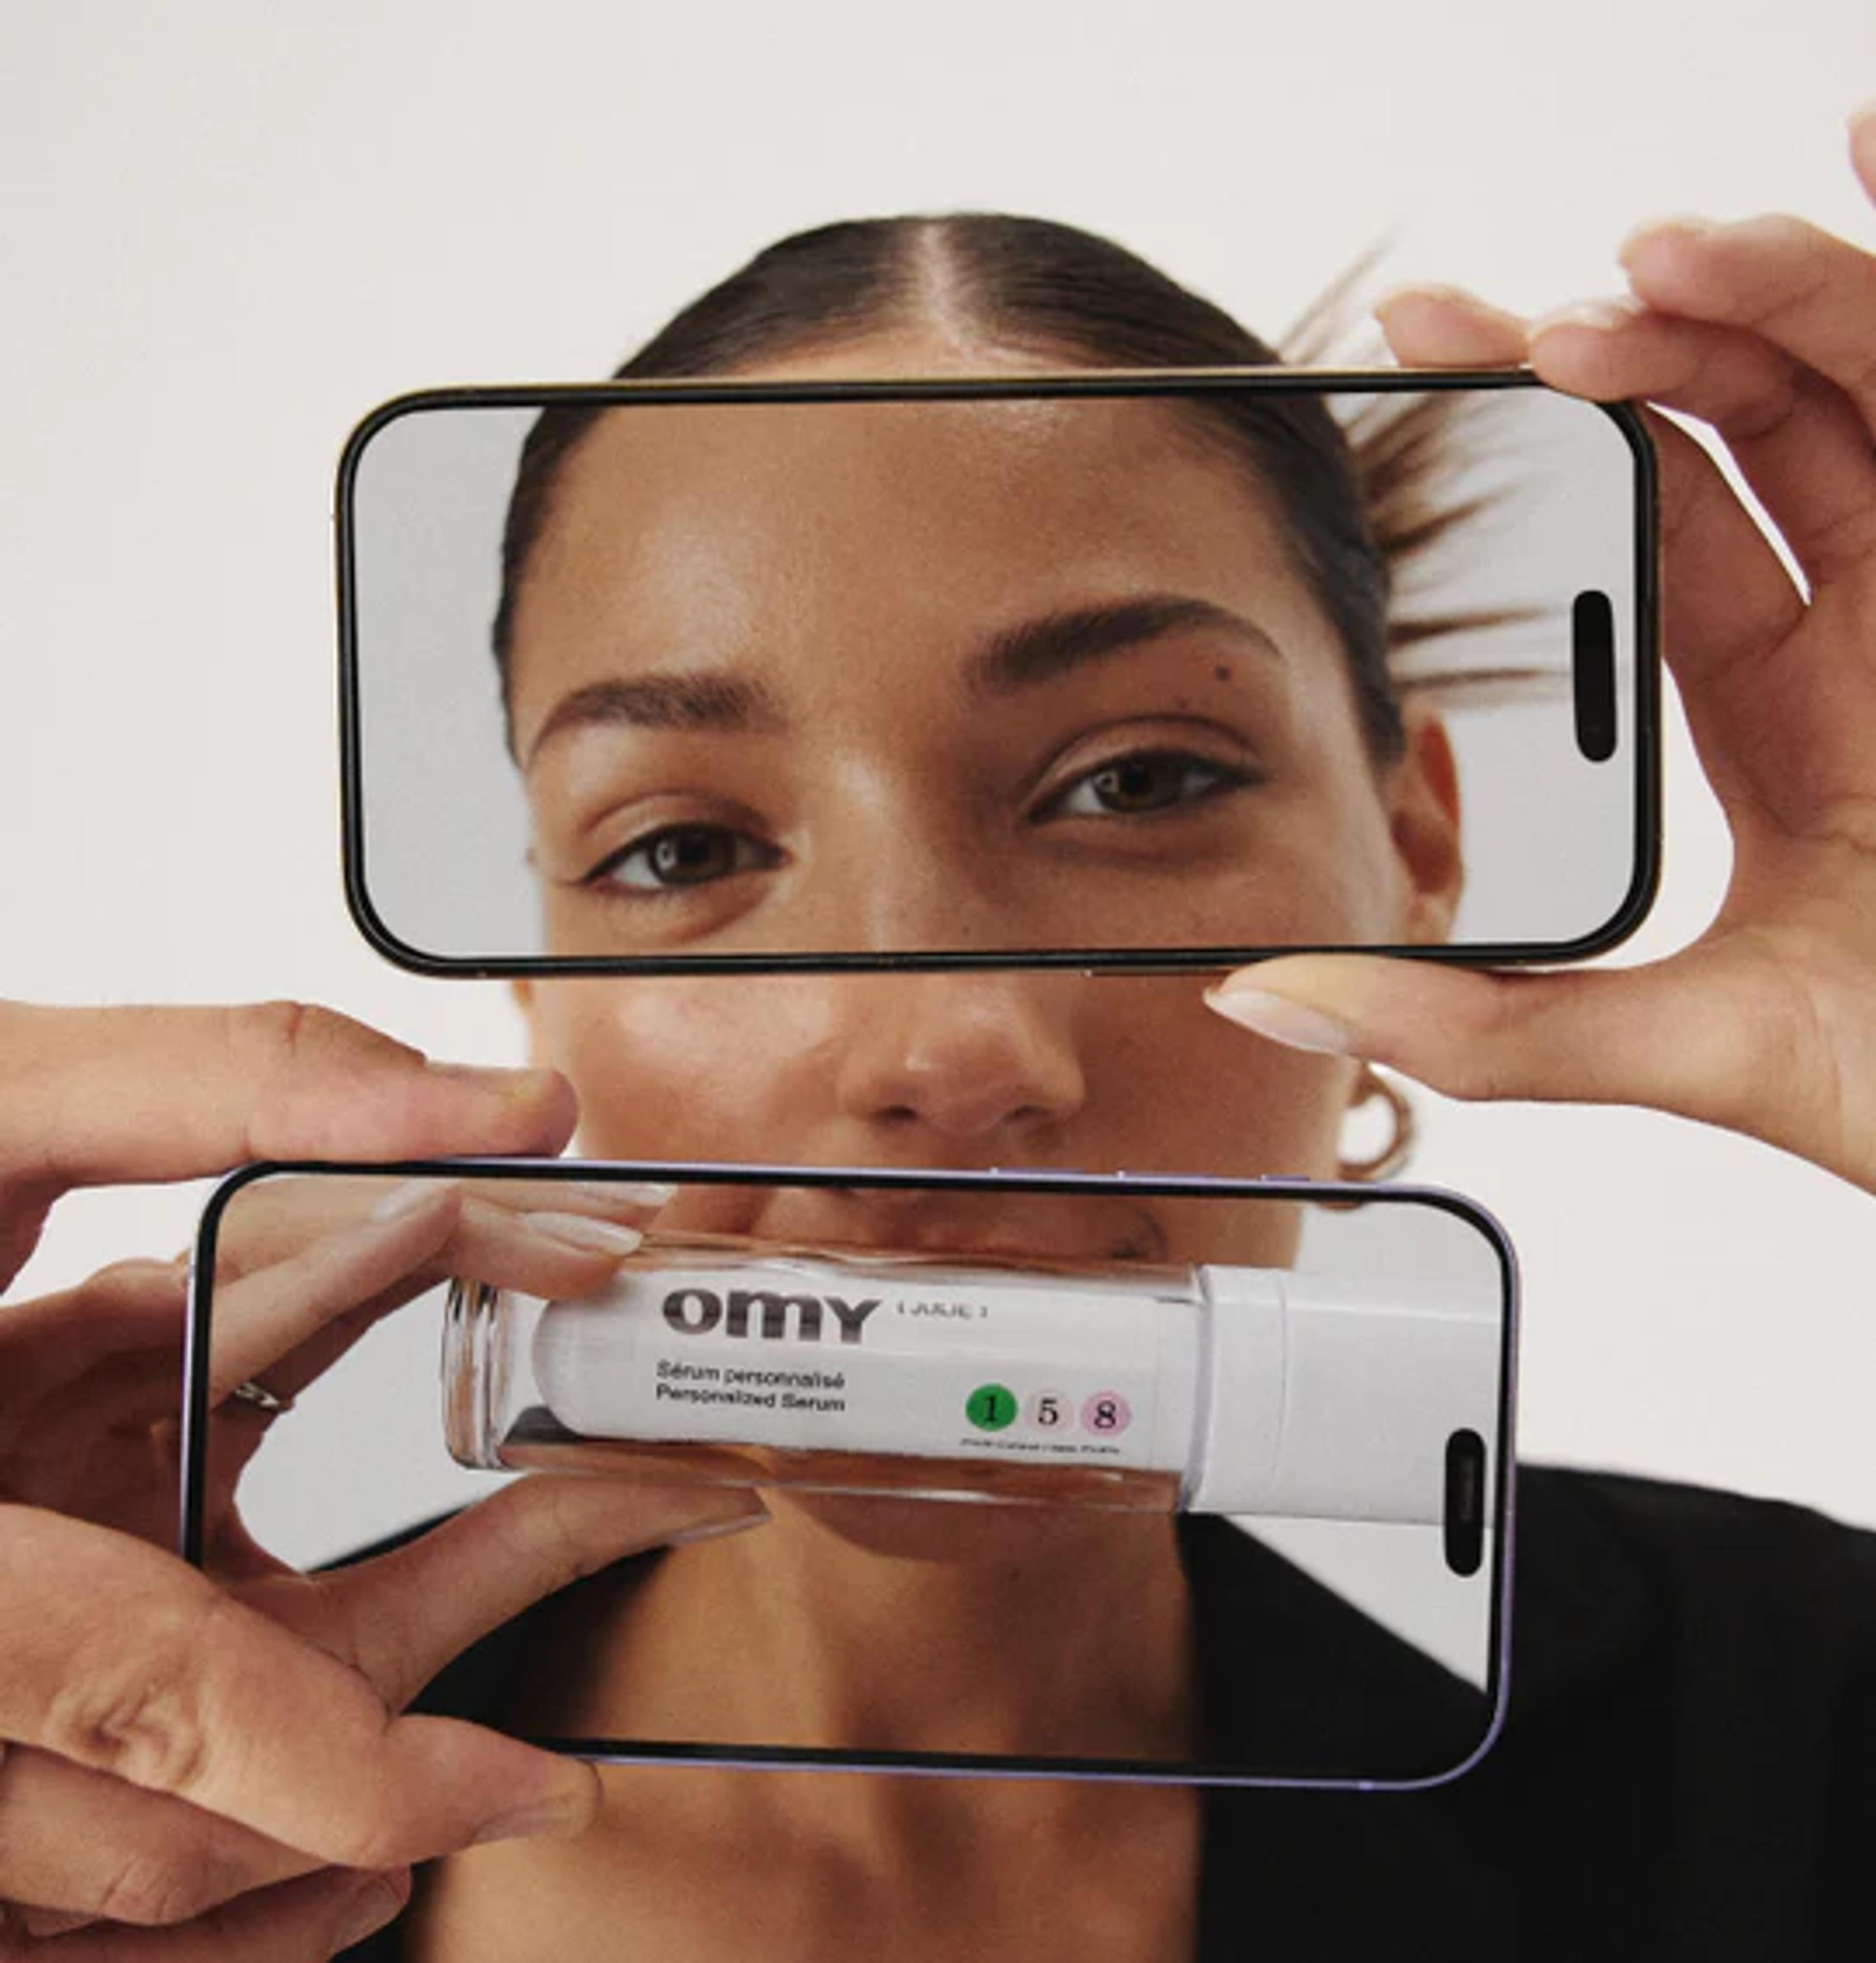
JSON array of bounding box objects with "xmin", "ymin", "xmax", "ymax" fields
[
  {"xmin": 520, "ymin": 976, "xmax": 848, "ymax": 1160},
  {"xmin": 1078, "ymin": 978, "xmax": 1356, "ymax": 1179}
]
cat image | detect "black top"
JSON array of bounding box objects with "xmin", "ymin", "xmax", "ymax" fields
[
  {"xmin": 1196, "ymin": 1469, "xmax": 1876, "ymax": 1958},
  {"xmin": 341, "ymin": 1467, "xmax": 1876, "ymax": 1959}
]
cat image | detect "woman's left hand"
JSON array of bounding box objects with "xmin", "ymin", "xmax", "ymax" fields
[{"xmin": 1208, "ymin": 104, "xmax": 1876, "ymax": 1195}]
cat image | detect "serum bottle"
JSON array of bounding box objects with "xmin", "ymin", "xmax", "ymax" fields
[{"xmin": 444, "ymin": 1238, "xmax": 1499, "ymax": 1524}]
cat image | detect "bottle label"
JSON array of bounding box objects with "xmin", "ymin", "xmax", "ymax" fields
[{"xmin": 533, "ymin": 1255, "xmax": 1196, "ymax": 1473}]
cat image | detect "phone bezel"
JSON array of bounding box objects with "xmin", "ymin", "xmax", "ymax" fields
[
  {"xmin": 182, "ymin": 1158, "xmax": 1519, "ymax": 1792},
  {"xmin": 334, "ymin": 367, "xmax": 1661, "ymax": 977}
]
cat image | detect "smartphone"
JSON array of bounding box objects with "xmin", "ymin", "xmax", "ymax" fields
[
  {"xmin": 337, "ymin": 369, "xmax": 1657, "ymax": 974},
  {"xmin": 183, "ymin": 1160, "xmax": 1516, "ymax": 1788}
]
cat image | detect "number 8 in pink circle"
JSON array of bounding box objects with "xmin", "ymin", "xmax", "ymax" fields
[{"xmin": 1082, "ymin": 1391, "xmax": 1131, "ymax": 1435}]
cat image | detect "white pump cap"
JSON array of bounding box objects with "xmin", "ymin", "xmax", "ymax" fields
[{"xmin": 1185, "ymin": 1268, "xmax": 1501, "ymax": 1524}]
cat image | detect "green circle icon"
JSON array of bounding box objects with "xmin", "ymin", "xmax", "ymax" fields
[{"xmin": 965, "ymin": 1383, "xmax": 1018, "ymax": 1431}]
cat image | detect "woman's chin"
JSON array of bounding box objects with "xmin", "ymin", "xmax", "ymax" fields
[{"xmin": 775, "ymin": 1482, "xmax": 1172, "ymax": 1564}]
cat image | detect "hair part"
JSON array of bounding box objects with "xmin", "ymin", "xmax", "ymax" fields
[{"xmin": 494, "ymin": 213, "xmax": 1514, "ymax": 761}]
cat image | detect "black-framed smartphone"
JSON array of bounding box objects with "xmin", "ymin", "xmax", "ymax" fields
[
  {"xmin": 183, "ymin": 1160, "xmax": 1516, "ymax": 1790},
  {"xmin": 336, "ymin": 369, "xmax": 1657, "ymax": 975}
]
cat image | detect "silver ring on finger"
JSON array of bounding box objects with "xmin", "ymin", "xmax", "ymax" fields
[{"xmin": 228, "ymin": 1377, "xmax": 296, "ymax": 1416}]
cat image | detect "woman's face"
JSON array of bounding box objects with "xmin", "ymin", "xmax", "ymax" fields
[{"xmin": 509, "ymin": 333, "xmax": 1461, "ymax": 1261}]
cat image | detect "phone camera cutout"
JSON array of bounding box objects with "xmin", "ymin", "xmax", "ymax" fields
[
  {"xmin": 1442, "ymin": 1428, "xmax": 1488, "ymax": 1577},
  {"xmin": 1571, "ymin": 590, "xmax": 1618, "ymax": 763}
]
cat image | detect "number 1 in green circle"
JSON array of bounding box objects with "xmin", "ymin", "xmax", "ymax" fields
[{"xmin": 966, "ymin": 1383, "xmax": 1018, "ymax": 1431}]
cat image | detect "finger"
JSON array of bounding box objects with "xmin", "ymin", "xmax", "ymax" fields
[
  {"xmin": 268, "ymin": 1475, "xmax": 769, "ymax": 1712},
  {"xmin": 0, "ymin": 1261, "xmax": 189, "ymax": 1525},
  {"xmin": 1374, "ymin": 283, "xmax": 1530, "ymax": 367},
  {"xmin": 0, "ymin": 1002, "xmax": 575, "ymax": 1256},
  {"xmin": 1378, "ymin": 281, "xmax": 1807, "ymax": 663},
  {"xmin": 1384, "ymin": 249, "xmax": 1875, "ymax": 591},
  {"xmin": 206, "ymin": 1187, "xmax": 650, "ymax": 1402},
  {"xmin": 5, "ymin": 1863, "xmax": 412, "ymax": 1960},
  {"xmin": 1378, "ymin": 285, "xmax": 1809, "ymax": 794},
  {"xmin": 1384, "ymin": 278, "xmax": 1843, "ymax": 810},
  {"xmin": 0, "ymin": 1259, "xmax": 186, "ymax": 1414},
  {"xmin": 209, "ymin": 1174, "xmax": 676, "ymax": 1287},
  {"xmin": 1203, "ymin": 953, "xmax": 1758, "ymax": 1124},
  {"xmin": 1534, "ymin": 341, "xmax": 1804, "ymax": 667},
  {"xmin": 449, "ymin": 1175, "xmax": 679, "ymax": 1220},
  {"xmin": 0, "ymin": 1508, "xmax": 603, "ymax": 1867},
  {"xmin": 1532, "ymin": 296, "xmax": 1876, "ymax": 588},
  {"xmin": 204, "ymin": 1184, "xmax": 463, "ymax": 1405},
  {"xmin": 1521, "ymin": 317, "xmax": 1876, "ymax": 831},
  {"xmin": 439, "ymin": 1188, "xmax": 651, "ymax": 1287},
  {"xmin": 1617, "ymin": 211, "xmax": 1876, "ymax": 427},
  {"xmin": 1381, "ymin": 282, "xmax": 1809, "ymax": 657},
  {"xmin": 0, "ymin": 1746, "xmax": 315, "ymax": 1926},
  {"xmin": 1854, "ymin": 98, "xmax": 1876, "ymax": 204}
]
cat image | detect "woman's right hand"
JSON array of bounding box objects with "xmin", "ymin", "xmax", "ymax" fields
[
  {"xmin": 1207, "ymin": 106, "xmax": 1876, "ymax": 1195},
  {"xmin": 0, "ymin": 1002, "xmax": 762, "ymax": 1956}
]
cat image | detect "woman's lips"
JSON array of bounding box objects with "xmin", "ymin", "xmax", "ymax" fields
[{"xmin": 722, "ymin": 1186, "xmax": 1169, "ymax": 1266}]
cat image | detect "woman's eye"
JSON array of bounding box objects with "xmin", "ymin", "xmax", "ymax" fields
[
  {"xmin": 1039, "ymin": 750, "xmax": 1252, "ymax": 821},
  {"xmin": 586, "ymin": 824, "xmax": 778, "ymax": 893}
]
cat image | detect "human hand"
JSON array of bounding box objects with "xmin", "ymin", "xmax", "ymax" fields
[
  {"xmin": 0, "ymin": 1002, "xmax": 763, "ymax": 1953},
  {"xmin": 0, "ymin": 1001, "xmax": 584, "ymax": 1552},
  {"xmin": 0, "ymin": 999, "xmax": 578, "ymax": 1288},
  {"xmin": 4, "ymin": 1169, "xmax": 677, "ymax": 1566},
  {"xmin": 0, "ymin": 1475, "xmax": 763, "ymax": 1954},
  {"xmin": 1207, "ymin": 106, "xmax": 1876, "ymax": 1195}
]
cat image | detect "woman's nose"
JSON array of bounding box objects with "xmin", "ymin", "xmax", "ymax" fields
[{"xmin": 831, "ymin": 973, "xmax": 1087, "ymax": 1144}]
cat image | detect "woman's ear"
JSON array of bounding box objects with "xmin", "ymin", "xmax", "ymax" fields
[{"xmin": 1386, "ymin": 704, "xmax": 1463, "ymax": 944}]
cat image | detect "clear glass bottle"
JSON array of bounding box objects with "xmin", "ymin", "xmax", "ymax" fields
[{"xmin": 443, "ymin": 1237, "xmax": 1497, "ymax": 1520}]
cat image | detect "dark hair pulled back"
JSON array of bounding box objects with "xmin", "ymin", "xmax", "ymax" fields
[{"xmin": 494, "ymin": 214, "xmax": 1472, "ymax": 762}]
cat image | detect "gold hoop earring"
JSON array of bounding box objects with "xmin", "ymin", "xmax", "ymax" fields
[{"xmin": 1335, "ymin": 1064, "xmax": 1416, "ymax": 1184}]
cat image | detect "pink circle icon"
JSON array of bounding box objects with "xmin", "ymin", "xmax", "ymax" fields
[{"xmin": 1082, "ymin": 1391, "xmax": 1131, "ymax": 1435}]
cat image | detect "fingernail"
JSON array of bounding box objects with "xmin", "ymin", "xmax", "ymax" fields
[
  {"xmin": 1204, "ymin": 986, "xmax": 1355, "ymax": 1056},
  {"xmin": 371, "ymin": 1177, "xmax": 453, "ymax": 1221},
  {"xmin": 667, "ymin": 1502, "xmax": 770, "ymax": 1547},
  {"xmin": 1532, "ymin": 296, "xmax": 1644, "ymax": 336},
  {"xmin": 576, "ymin": 1179, "xmax": 679, "ymax": 1207},
  {"xmin": 335, "ymin": 1870, "xmax": 412, "ymax": 1948},
  {"xmin": 1373, "ymin": 279, "xmax": 1471, "ymax": 314},
  {"xmin": 523, "ymin": 1211, "xmax": 645, "ymax": 1256},
  {"xmin": 471, "ymin": 1786, "xmax": 593, "ymax": 1847}
]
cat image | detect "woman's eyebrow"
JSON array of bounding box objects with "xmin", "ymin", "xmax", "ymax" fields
[
  {"xmin": 524, "ymin": 670, "xmax": 787, "ymax": 766},
  {"xmin": 968, "ymin": 595, "xmax": 1282, "ymax": 696}
]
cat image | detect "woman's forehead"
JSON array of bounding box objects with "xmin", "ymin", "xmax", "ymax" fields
[{"xmin": 504, "ymin": 389, "xmax": 1325, "ymax": 727}]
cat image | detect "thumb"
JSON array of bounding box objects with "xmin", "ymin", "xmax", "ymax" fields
[
  {"xmin": 1203, "ymin": 954, "xmax": 1740, "ymax": 1116},
  {"xmin": 289, "ymin": 1476, "xmax": 770, "ymax": 1713}
]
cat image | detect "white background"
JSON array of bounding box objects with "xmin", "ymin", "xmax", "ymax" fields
[{"xmin": 4, "ymin": 1, "xmax": 1873, "ymax": 1528}]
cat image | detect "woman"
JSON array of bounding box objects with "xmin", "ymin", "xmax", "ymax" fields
[
  {"xmin": 2, "ymin": 111, "xmax": 1874, "ymax": 1959},
  {"xmin": 405, "ymin": 192, "xmax": 1876, "ymax": 1953},
  {"xmin": 214, "ymin": 211, "xmax": 1492, "ymax": 1956}
]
